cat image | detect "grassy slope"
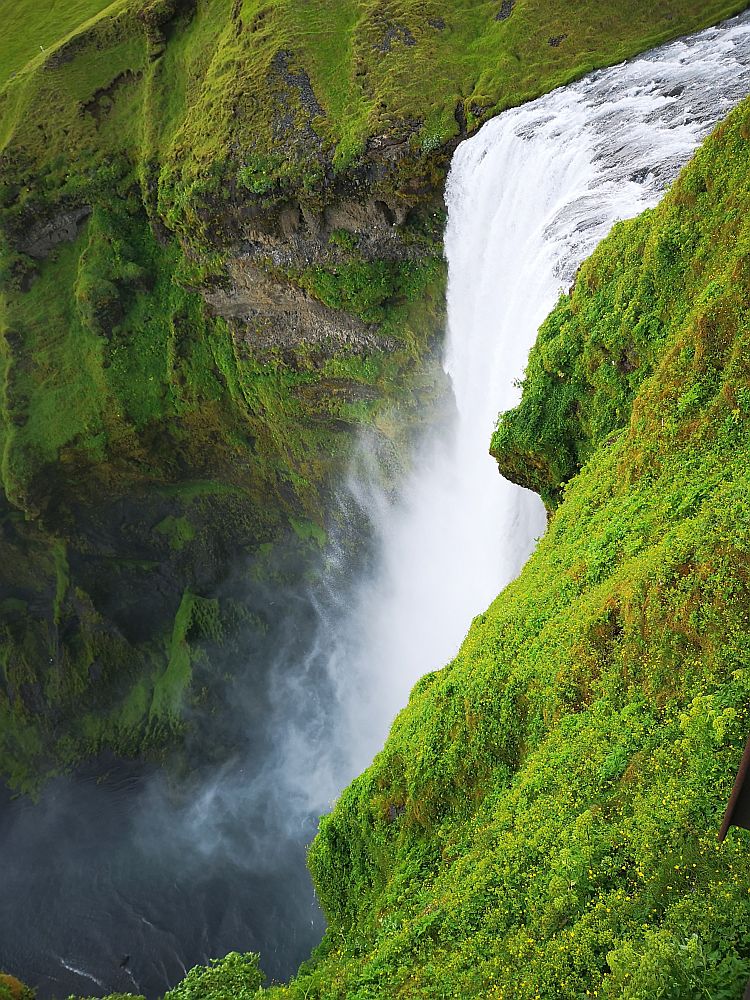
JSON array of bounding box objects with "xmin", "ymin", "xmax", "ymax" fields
[
  {"xmin": 0, "ymin": 0, "xmax": 118, "ymax": 86},
  {"xmin": 229, "ymin": 94, "xmax": 750, "ymax": 1000}
]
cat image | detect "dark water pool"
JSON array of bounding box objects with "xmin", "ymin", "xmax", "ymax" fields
[{"xmin": 0, "ymin": 758, "xmax": 324, "ymax": 999}]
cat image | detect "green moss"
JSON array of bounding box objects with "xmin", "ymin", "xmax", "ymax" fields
[
  {"xmin": 0, "ymin": 973, "xmax": 34, "ymax": 1000},
  {"xmin": 68, "ymin": 995, "xmax": 144, "ymax": 1000},
  {"xmin": 290, "ymin": 517, "xmax": 327, "ymax": 549},
  {"xmin": 294, "ymin": 257, "xmax": 443, "ymax": 330},
  {"xmin": 154, "ymin": 514, "xmax": 196, "ymax": 551},
  {"xmin": 151, "ymin": 589, "xmax": 197, "ymax": 719},
  {"xmin": 163, "ymin": 953, "xmax": 263, "ymax": 1000},
  {"xmin": 52, "ymin": 542, "xmax": 69, "ymax": 625}
]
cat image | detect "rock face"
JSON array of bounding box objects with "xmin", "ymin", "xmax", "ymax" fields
[
  {"xmin": 16, "ymin": 206, "xmax": 92, "ymax": 259},
  {"xmin": 205, "ymin": 265, "xmax": 396, "ymax": 357},
  {"xmin": 0, "ymin": 180, "xmax": 446, "ymax": 788},
  {"xmin": 202, "ymin": 194, "xmax": 426, "ymax": 356},
  {"xmin": 0, "ymin": 50, "xmax": 446, "ymax": 789}
]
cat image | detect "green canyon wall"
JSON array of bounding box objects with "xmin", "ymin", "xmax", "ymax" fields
[{"xmin": 2, "ymin": 0, "xmax": 739, "ymax": 789}]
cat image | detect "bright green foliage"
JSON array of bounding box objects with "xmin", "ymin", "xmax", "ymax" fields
[
  {"xmin": 295, "ymin": 259, "xmax": 441, "ymax": 328},
  {"xmin": 163, "ymin": 953, "xmax": 263, "ymax": 1000},
  {"xmin": 155, "ymin": 515, "xmax": 196, "ymax": 551},
  {"xmin": 0, "ymin": 974, "xmax": 34, "ymax": 1000},
  {"xmin": 241, "ymin": 96, "xmax": 750, "ymax": 999},
  {"xmin": 68, "ymin": 994, "xmax": 145, "ymax": 1000}
]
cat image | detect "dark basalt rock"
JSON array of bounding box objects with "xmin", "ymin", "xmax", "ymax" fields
[
  {"xmin": 82, "ymin": 70, "xmax": 143, "ymax": 123},
  {"xmin": 16, "ymin": 205, "xmax": 91, "ymax": 259},
  {"xmin": 496, "ymin": 1, "xmax": 515, "ymax": 21},
  {"xmin": 379, "ymin": 23, "xmax": 417, "ymax": 53}
]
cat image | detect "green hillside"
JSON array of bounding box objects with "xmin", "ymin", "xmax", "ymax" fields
[{"xmin": 0, "ymin": 0, "xmax": 117, "ymax": 86}]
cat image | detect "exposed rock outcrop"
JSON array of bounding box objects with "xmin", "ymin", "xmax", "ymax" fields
[
  {"xmin": 205, "ymin": 264, "xmax": 396, "ymax": 357},
  {"xmin": 17, "ymin": 206, "xmax": 91, "ymax": 259}
]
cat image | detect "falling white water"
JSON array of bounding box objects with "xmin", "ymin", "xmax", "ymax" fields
[{"xmin": 327, "ymin": 10, "xmax": 750, "ymax": 775}]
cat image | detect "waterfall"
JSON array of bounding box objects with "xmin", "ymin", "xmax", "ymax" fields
[
  {"xmin": 3, "ymin": 12, "xmax": 750, "ymax": 1000},
  {"xmin": 334, "ymin": 10, "xmax": 750, "ymax": 770}
]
